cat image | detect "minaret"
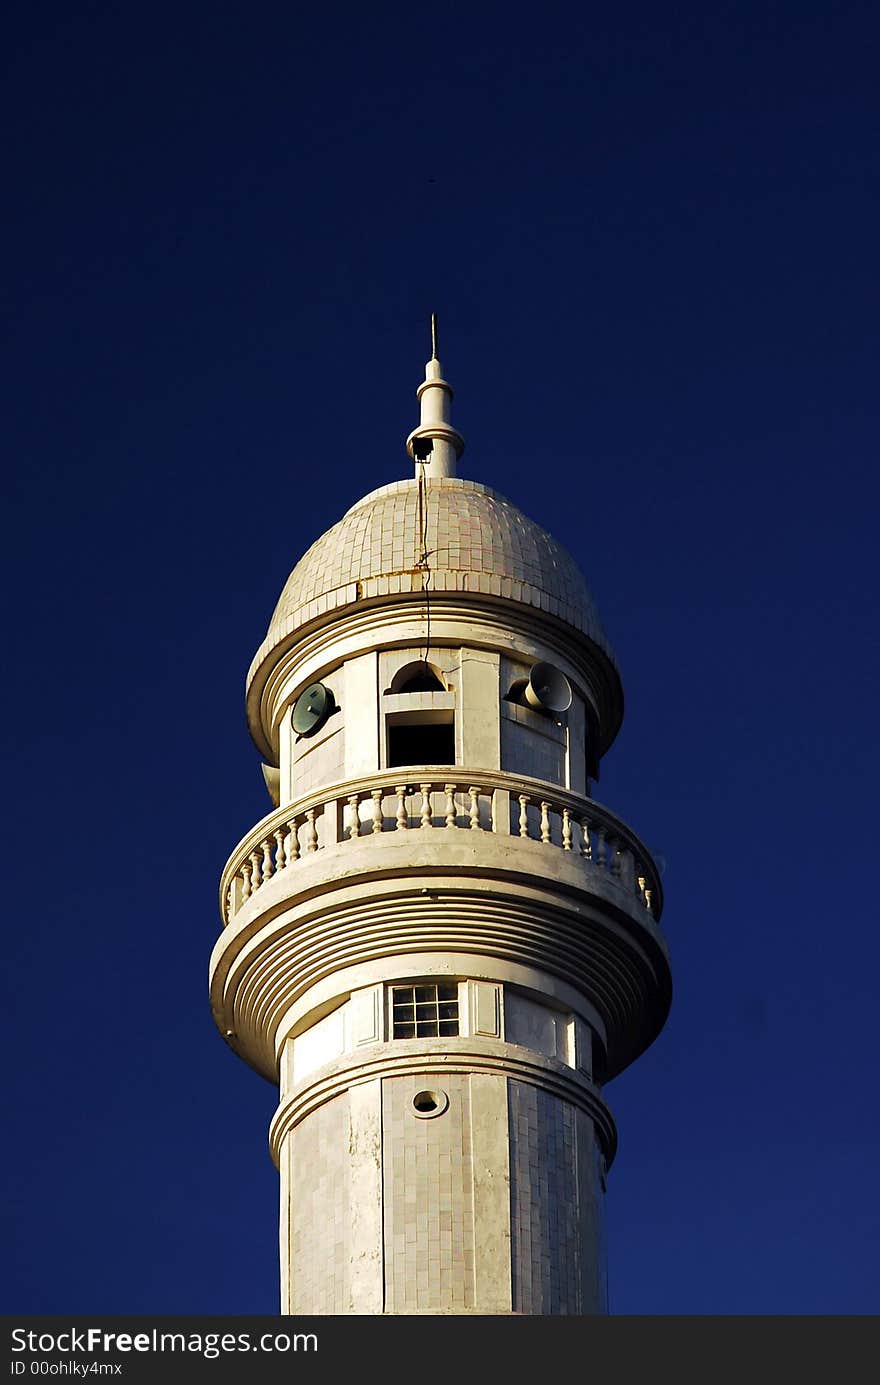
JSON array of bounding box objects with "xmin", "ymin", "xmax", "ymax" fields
[{"xmin": 210, "ymin": 324, "xmax": 671, "ymax": 1315}]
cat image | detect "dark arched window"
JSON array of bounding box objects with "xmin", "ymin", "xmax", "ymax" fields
[{"xmin": 386, "ymin": 660, "xmax": 455, "ymax": 767}]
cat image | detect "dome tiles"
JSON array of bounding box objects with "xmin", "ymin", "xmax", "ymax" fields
[{"xmin": 254, "ymin": 476, "xmax": 616, "ymax": 670}]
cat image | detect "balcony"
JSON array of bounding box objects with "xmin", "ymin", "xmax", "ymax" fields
[{"xmin": 219, "ymin": 768, "xmax": 664, "ymax": 930}]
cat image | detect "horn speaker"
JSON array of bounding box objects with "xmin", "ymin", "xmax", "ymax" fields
[{"xmin": 524, "ymin": 661, "xmax": 572, "ymax": 713}]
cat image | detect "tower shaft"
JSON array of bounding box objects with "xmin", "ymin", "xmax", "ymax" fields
[{"xmin": 211, "ymin": 334, "xmax": 670, "ymax": 1315}]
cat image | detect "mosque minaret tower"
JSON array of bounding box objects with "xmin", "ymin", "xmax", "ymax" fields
[{"xmin": 210, "ymin": 322, "xmax": 671, "ymax": 1314}]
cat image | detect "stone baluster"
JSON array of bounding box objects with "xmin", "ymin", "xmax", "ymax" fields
[
  {"xmin": 617, "ymin": 845, "xmax": 635, "ymax": 891},
  {"xmin": 347, "ymin": 794, "xmax": 361, "ymax": 839},
  {"xmin": 273, "ymin": 827, "xmax": 287, "ymax": 872},
  {"xmin": 261, "ymin": 838, "xmax": 274, "ymax": 882},
  {"xmin": 419, "ymin": 783, "xmax": 433, "ymax": 829},
  {"xmin": 305, "ymin": 808, "xmax": 319, "ymax": 853},
  {"xmin": 580, "ymin": 819, "xmax": 592, "ymax": 860},
  {"xmin": 518, "ymin": 794, "xmax": 530, "ymax": 837},
  {"xmin": 540, "ymin": 801, "xmax": 551, "ymax": 844},
  {"xmin": 608, "ymin": 836, "xmax": 621, "ymax": 878},
  {"xmin": 241, "ymin": 859, "xmax": 252, "ymax": 901},
  {"xmin": 250, "ymin": 849, "xmax": 262, "ymax": 892},
  {"xmin": 444, "ymin": 784, "xmax": 457, "ymax": 829},
  {"xmin": 371, "ymin": 789, "xmax": 384, "ymax": 834},
  {"xmin": 287, "ymin": 816, "xmax": 300, "ymax": 863},
  {"xmin": 594, "ymin": 827, "xmax": 607, "ymax": 872},
  {"xmin": 637, "ymin": 863, "xmax": 654, "ymax": 913},
  {"xmin": 468, "ymin": 786, "xmax": 482, "ymax": 830},
  {"xmin": 226, "ymin": 882, "xmax": 236, "ymax": 918},
  {"xmin": 562, "ymin": 806, "xmax": 572, "ymax": 851},
  {"xmin": 395, "ymin": 786, "xmax": 408, "ymax": 830}
]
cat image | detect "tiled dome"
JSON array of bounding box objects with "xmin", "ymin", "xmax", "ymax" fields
[{"xmin": 253, "ymin": 476, "xmax": 615, "ymax": 672}]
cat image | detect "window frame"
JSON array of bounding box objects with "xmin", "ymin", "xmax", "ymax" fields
[{"xmin": 389, "ymin": 981, "xmax": 461, "ymax": 1040}]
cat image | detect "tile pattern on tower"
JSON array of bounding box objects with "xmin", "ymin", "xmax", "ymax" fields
[
  {"xmin": 288, "ymin": 1093, "xmax": 350, "ymax": 1313},
  {"xmin": 382, "ymin": 1074, "xmax": 475, "ymax": 1312},
  {"xmin": 508, "ymin": 1080, "xmax": 581, "ymax": 1314},
  {"xmin": 249, "ymin": 478, "xmax": 613, "ymax": 688}
]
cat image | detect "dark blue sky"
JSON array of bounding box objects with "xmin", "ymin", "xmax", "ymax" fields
[{"xmin": 3, "ymin": 1, "xmax": 878, "ymax": 1314}]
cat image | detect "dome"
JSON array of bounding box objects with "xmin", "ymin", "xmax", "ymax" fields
[{"xmin": 255, "ymin": 476, "xmax": 617, "ymax": 670}]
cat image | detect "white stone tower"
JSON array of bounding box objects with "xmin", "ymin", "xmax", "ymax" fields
[{"xmin": 210, "ymin": 322, "xmax": 671, "ymax": 1315}]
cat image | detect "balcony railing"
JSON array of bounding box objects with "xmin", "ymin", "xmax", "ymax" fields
[{"xmin": 219, "ymin": 769, "xmax": 663, "ymax": 928}]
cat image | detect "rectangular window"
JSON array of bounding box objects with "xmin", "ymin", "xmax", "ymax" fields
[
  {"xmin": 387, "ymin": 720, "xmax": 455, "ymax": 768},
  {"xmin": 391, "ymin": 983, "xmax": 459, "ymax": 1038}
]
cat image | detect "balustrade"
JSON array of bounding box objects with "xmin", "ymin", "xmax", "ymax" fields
[{"xmin": 221, "ymin": 771, "xmax": 663, "ymax": 928}]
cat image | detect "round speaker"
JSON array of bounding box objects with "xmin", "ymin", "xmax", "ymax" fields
[
  {"xmin": 291, "ymin": 682, "xmax": 335, "ymax": 737},
  {"xmin": 524, "ymin": 661, "xmax": 572, "ymax": 714}
]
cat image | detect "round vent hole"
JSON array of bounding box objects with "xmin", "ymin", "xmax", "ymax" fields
[{"xmin": 412, "ymin": 1089, "xmax": 448, "ymax": 1118}]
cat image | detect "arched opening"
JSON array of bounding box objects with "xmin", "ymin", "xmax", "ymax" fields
[
  {"xmin": 387, "ymin": 660, "xmax": 447, "ymax": 694},
  {"xmin": 385, "ymin": 659, "xmax": 455, "ymax": 767}
]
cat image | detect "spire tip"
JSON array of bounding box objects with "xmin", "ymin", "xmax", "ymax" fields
[{"xmin": 405, "ymin": 313, "xmax": 464, "ymax": 477}]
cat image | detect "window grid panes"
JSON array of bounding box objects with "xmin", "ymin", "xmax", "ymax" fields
[{"xmin": 391, "ymin": 983, "xmax": 459, "ymax": 1038}]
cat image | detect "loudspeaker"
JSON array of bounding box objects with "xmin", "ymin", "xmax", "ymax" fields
[
  {"xmin": 524, "ymin": 661, "xmax": 572, "ymax": 713},
  {"xmin": 261, "ymin": 763, "xmax": 281, "ymax": 807}
]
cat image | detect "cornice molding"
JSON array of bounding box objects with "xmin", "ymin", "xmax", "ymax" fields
[
  {"xmin": 268, "ymin": 1041, "xmax": 618, "ymax": 1169},
  {"xmin": 210, "ymin": 866, "xmax": 671, "ymax": 1085}
]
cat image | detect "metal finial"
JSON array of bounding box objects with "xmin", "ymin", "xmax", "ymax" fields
[{"xmin": 406, "ymin": 311, "xmax": 463, "ymax": 474}]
